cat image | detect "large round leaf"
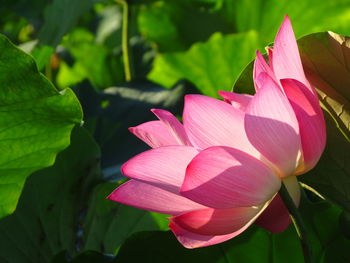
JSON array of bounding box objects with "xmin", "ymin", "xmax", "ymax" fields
[
  {"xmin": 0, "ymin": 127, "xmax": 100, "ymax": 262},
  {"xmin": 0, "ymin": 127, "xmax": 168, "ymax": 262},
  {"xmin": 0, "ymin": 34, "xmax": 82, "ymax": 218},
  {"xmin": 221, "ymin": 0, "xmax": 350, "ymax": 44},
  {"xmin": 298, "ymin": 32, "xmax": 350, "ymax": 141},
  {"xmin": 148, "ymin": 31, "xmax": 259, "ymax": 97}
]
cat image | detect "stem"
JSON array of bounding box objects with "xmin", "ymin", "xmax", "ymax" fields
[
  {"xmin": 279, "ymin": 183, "xmax": 314, "ymax": 263},
  {"xmin": 115, "ymin": 0, "xmax": 132, "ymax": 81}
]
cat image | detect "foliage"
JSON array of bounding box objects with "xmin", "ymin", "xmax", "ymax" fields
[
  {"xmin": 148, "ymin": 31, "xmax": 259, "ymax": 97},
  {"xmin": 0, "ymin": 127, "xmax": 167, "ymax": 262},
  {"xmin": 0, "ymin": 34, "xmax": 82, "ymax": 218}
]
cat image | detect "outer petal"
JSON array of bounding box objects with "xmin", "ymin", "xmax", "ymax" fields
[
  {"xmin": 121, "ymin": 145, "xmax": 198, "ymax": 193},
  {"xmin": 245, "ymin": 73, "xmax": 301, "ymax": 177},
  {"xmin": 254, "ymin": 194, "xmax": 291, "ymax": 233},
  {"xmin": 180, "ymin": 146, "xmax": 280, "ymax": 209},
  {"xmin": 183, "ymin": 94, "xmax": 259, "ymax": 158},
  {"xmin": 253, "ymin": 50, "xmax": 276, "ymax": 91},
  {"xmin": 272, "ymin": 15, "xmax": 311, "ymax": 92},
  {"xmin": 169, "ymin": 221, "xmax": 238, "ymax": 249},
  {"xmin": 281, "ymin": 79, "xmax": 326, "ymax": 173},
  {"xmin": 170, "ymin": 205, "xmax": 264, "ymax": 236},
  {"xmin": 129, "ymin": 121, "xmax": 180, "ymax": 148},
  {"xmin": 218, "ymin": 91, "xmax": 252, "ymax": 111},
  {"xmin": 151, "ymin": 109, "xmax": 191, "ymax": 146},
  {"xmin": 108, "ymin": 180, "xmax": 205, "ymax": 215}
]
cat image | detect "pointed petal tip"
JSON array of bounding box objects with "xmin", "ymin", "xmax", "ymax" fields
[
  {"xmin": 151, "ymin": 108, "xmax": 174, "ymax": 119},
  {"xmin": 278, "ymin": 14, "xmax": 293, "ymax": 36},
  {"xmin": 281, "ymin": 15, "xmax": 291, "ymax": 26},
  {"xmin": 150, "ymin": 108, "xmax": 163, "ymax": 115},
  {"xmin": 150, "ymin": 108, "xmax": 162, "ymax": 118},
  {"xmin": 151, "ymin": 108, "xmax": 171, "ymax": 118},
  {"xmin": 218, "ymin": 91, "xmax": 229, "ymax": 103},
  {"xmin": 106, "ymin": 187, "xmax": 120, "ymax": 202},
  {"xmin": 184, "ymin": 94, "xmax": 195, "ymax": 101},
  {"xmin": 120, "ymin": 161, "xmax": 129, "ymax": 176},
  {"xmin": 150, "ymin": 108, "xmax": 190, "ymax": 146},
  {"xmin": 217, "ymin": 90, "xmax": 245, "ymax": 105},
  {"xmin": 255, "ymin": 49, "xmax": 262, "ymax": 56},
  {"xmin": 217, "ymin": 90, "xmax": 226, "ymax": 97},
  {"xmin": 106, "ymin": 190, "xmax": 121, "ymax": 201}
]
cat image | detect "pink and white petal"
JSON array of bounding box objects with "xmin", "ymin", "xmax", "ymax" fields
[
  {"xmin": 255, "ymin": 194, "xmax": 291, "ymax": 233},
  {"xmin": 121, "ymin": 145, "xmax": 198, "ymax": 193},
  {"xmin": 108, "ymin": 180, "xmax": 205, "ymax": 215},
  {"xmin": 170, "ymin": 205, "xmax": 265, "ymax": 236},
  {"xmin": 253, "ymin": 50, "xmax": 276, "ymax": 91},
  {"xmin": 129, "ymin": 121, "xmax": 179, "ymax": 148},
  {"xmin": 245, "ymin": 73, "xmax": 301, "ymax": 177},
  {"xmin": 183, "ymin": 94, "xmax": 259, "ymax": 158},
  {"xmin": 169, "ymin": 221, "xmax": 238, "ymax": 248},
  {"xmin": 281, "ymin": 79, "xmax": 326, "ymax": 173},
  {"xmin": 180, "ymin": 146, "xmax": 280, "ymax": 209},
  {"xmin": 218, "ymin": 91, "xmax": 252, "ymax": 111},
  {"xmin": 272, "ymin": 15, "xmax": 311, "ymax": 92},
  {"xmin": 151, "ymin": 109, "xmax": 191, "ymax": 146}
]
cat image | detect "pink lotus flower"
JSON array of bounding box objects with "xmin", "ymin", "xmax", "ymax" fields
[{"xmin": 108, "ymin": 16, "xmax": 326, "ymax": 248}]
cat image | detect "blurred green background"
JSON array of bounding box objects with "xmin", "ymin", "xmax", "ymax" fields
[{"xmin": 2, "ymin": 0, "xmax": 350, "ymax": 95}]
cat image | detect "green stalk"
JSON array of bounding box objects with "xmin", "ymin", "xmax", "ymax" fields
[
  {"xmin": 115, "ymin": 0, "xmax": 132, "ymax": 82},
  {"xmin": 279, "ymin": 182, "xmax": 314, "ymax": 263}
]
